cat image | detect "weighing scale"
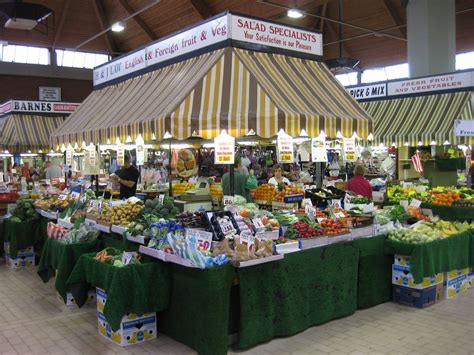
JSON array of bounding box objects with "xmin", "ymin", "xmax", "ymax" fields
[{"xmin": 174, "ymin": 177, "xmax": 213, "ymax": 212}]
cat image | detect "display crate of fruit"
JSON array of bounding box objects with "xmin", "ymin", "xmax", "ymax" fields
[{"xmin": 305, "ymin": 186, "xmax": 345, "ymax": 207}]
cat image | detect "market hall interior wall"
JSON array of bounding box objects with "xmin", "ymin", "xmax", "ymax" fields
[{"xmin": 0, "ymin": 62, "xmax": 92, "ymax": 102}]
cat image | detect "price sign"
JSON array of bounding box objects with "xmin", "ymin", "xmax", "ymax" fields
[
  {"xmin": 223, "ymin": 195, "xmax": 234, "ymax": 206},
  {"xmin": 117, "ymin": 144, "xmax": 125, "ymax": 166},
  {"xmin": 219, "ymin": 220, "xmax": 235, "ymax": 236},
  {"xmin": 277, "ymin": 129, "xmax": 294, "ymax": 163},
  {"xmin": 186, "ymin": 228, "xmax": 213, "ymax": 251},
  {"xmin": 343, "ymin": 138, "xmax": 356, "ymax": 162},
  {"xmin": 66, "ymin": 148, "xmax": 73, "ymax": 166},
  {"xmin": 158, "ymin": 194, "xmax": 165, "ymax": 205},
  {"xmin": 335, "ymin": 212, "xmax": 346, "ymax": 219},
  {"xmin": 311, "ymin": 136, "xmax": 327, "ymax": 162},
  {"xmin": 122, "ymin": 251, "xmax": 136, "ymax": 266},
  {"xmin": 317, "ymin": 217, "xmax": 326, "ymax": 224},
  {"xmin": 89, "ymin": 144, "xmax": 97, "ymax": 167},
  {"xmin": 399, "ymin": 200, "xmax": 409, "ymax": 210},
  {"xmin": 58, "ymin": 194, "xmax": 68, "ymax": 201},
  {"xmin": 240, "ymin": 232, "xmax": 255, "ymax": 251},
  {"xmin": 422, "ymin": 208, "xmax": 434, "ymax": 218},
  {"xmin": 409, "ymin": 198, "xmax": 422, "ymax": 208},
  {"xmin": 307, "ymin": 206, "xmax": 316, "ymax": 221},
  {"xmin": 303, "ymin": 198, "xmax": 313, "ymax": 207},
  {"xmin": 252, "ymin": 218, "xmax": 265, "ymax": 230},
  {"xmin": 214, "ymin": 130, "xmax": 235, "ymax": 165},
  {"xmin": 330, "ymin": 199, "xmax": 342, "ymax": 208},
  {"xmin": 71, "ymin": 191, "xmax": 80, "ymax": 200}
]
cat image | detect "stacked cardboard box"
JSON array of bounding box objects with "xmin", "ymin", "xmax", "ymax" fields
[
  {"xmin": 96, "ymin": 288, "xmax": 156, "ymax": 346},
  {"xmin": 4, "ymin": 242, "xmax": 34, "ymax": 269}
]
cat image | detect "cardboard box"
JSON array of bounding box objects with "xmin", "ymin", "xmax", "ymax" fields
[
  {"xmin": 96, "ymin": 288, "xmax": 155, "ymax": 321},
  {"xmin": 445, "ymin": 268, "xmax": 469, "ymax": 281},
  {"xmin": 97, "ymin": 311, "xmax": 156, "ymax": 346},
  {"xmin": 57, "ymin": 289, "xmax": 96, "ymax": 307},
  {"xmin": 392, "ymin": 264, "xmax": 443, "ymax": 289},
  {"xmin": 444, "ymin": 274, "xmax": 469, "ymax": 299},
  {"xmin": 5, "ymin": 253, "xmax": 35, "ymax": 269},
  {"xmin": 394, "ymin": 254, "xmax": 411, "ymax": 267},
  {"xmin": 393, "ymin": 283, "xmax": 444, "ymax": 308},
  {"xmin": 4, "ymin": 242, "xmax": 34, "ymax": 255}
]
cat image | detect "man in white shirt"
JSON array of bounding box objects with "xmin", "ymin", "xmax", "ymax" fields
[{"xmin": 45, "ymin": 161, "xmax": 63, "ymax": 179}]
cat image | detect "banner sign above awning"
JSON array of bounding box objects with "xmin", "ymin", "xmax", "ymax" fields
[
  {"xmin": 454, "ymin": 120, "xmax": 474, "ymax": 136},
  {"xmin": 93, "ymin": 12, "xmax": 323, "ymax": 87},
  {"xmin": 347, "ymin": 70, "xmax": 474, "ymax": 100},
  {"xmin": 0, "ymin": 100, "xmax": 80, "ymax": 116}
]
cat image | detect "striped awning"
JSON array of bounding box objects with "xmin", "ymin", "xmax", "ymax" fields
[
  {"xmin": 53, "ymin": 48, "xmax": 372, "ymax": 145},
  {"xmin": 361, "ymin": 91, "xmax": 473, "ymax": 146},
  {"xmin": 0, "ymin": 113, "xmax": 66, "ymax": 153}
]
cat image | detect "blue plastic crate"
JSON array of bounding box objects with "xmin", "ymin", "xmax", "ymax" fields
[{"xmin": 393, "ymin": 283, "xmax": 443, "ymax": 308}]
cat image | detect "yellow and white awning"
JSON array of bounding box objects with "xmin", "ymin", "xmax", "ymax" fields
[
  {"xmin": 361, "ymin": 91, "xmax": 473, "ymax": 146},
  {"xmin": 0, "ymin": 113, "xmax": 66, "ymax": 153},
  {"xmin": 53, "ymin": 48, "xmax": 372, "ymax": 145}
]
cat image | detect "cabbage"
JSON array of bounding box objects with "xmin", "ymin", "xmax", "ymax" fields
[{"xmin": 233, "ymin": 195, "xmax": 247, "ymax": 205}]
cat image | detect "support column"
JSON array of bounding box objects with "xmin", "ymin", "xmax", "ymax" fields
[{"xmin": 407, "ymin": 0, "xmax": 456, "ymax": 77}]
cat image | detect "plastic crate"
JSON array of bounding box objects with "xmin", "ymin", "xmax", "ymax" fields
[{"xmin": 393, "ymin": 283, "xmax": 444, "ymax": 308}]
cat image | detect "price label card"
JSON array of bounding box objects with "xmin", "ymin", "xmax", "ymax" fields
[
  {"xmin": 303, "ymin": 198, "xmax": 313, "ymax": 207},
  {"xmin": 223, "ymin": 195, "xmax": 234, "ymax": 206},
  {"xmin": 158, "ymin": 194, "xmax": 165, "ymax": 205},
  {"xmin": 186, "ymin": 228, "xmax": 213, "ymax": 251},
  {"xmin": 122, "ymin": 251, "xmax": 137, "ymax": 266},
  {"xmin": 421, "ymin": 208, "xmax": 433, "ymax": 218},
  {"xmin": 240, "ymin": 232, "xmax": 255, "ymax": 251},
  {"xmin": 307, "ymin": 206, "xmax": 316, "ymax": 221},
  {"xmin": 219, "ymin": 220, "xmax": 235, "ymax": 235},
  {"xmin": 330, "ymin": 199, "xmax": 342, "ymax": 208},
  {"xmin": 71, "ymin": 191, "xmax": 80, "ymax": 200},
  {"xmin": 252, "ymin": 218, "xmax": 265, "ymax": 230},
  {"xmin": 58, "ymin": 194, "xmax": 68, "ymax": 201},
  {"xmin": 317, "ymin": 217, "xmax": 326, "ymax": 224},
  {"xmin": 399, "ymin": 200, "xmax": 409, "ymax": 210},
  {"xmin": 335, "ymin": 212, "xmax": 346, "ymax": 219},
  {"xmin": 409, "ymin": 199, "xmax": 422, "ymax": 208}
]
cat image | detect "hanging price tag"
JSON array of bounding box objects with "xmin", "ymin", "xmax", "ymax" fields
[{"xmin": 186, "ymin": 229, "xmax": 213, "ymax": 251}]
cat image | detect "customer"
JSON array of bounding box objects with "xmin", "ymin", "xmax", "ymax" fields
[
  {"xmin": 221, "ymin": 158, "xmax": 250, "ymax": 201},
  {"xmin": 111, "ymin": 155, "xmax": 140, "ymax": 199},
  {"xmin": 346, "ymin": 164, "xmax": 373, "ymax": 199},
  {"xmin": 268, "ymin": 164, "xmax": 290, "ymax": 187},
  {"xmin": 45, "ymin": 161, "xmax": 63, "ymax": 179}
]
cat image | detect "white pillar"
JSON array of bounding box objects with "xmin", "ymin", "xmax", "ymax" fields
[{"xmin": 407, "ymin": 0, "xmax": 456, "ymax": 77}]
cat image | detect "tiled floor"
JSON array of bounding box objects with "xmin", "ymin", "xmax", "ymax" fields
[{"xmin": 0, "ymin": 264, "xmax": 472, "ymax": 355}]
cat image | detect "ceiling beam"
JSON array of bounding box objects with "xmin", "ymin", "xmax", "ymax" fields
[
  {"xmin": 269, "ymin": 0, "xmax": 331, "ymax": 21},
  {"xmin": 189, "ymin": 0, "xmax": 213, "ymax": 19},
  {"xmin": 91, "ymin": 0, "xmax": 121, "ymax": 55},
  {"xmin": 118, "ymin": 0, "xmax": 158, "ymax": 41},
  {"xmin": 325, "ymin": 20, "xmax": 354, "ymax": 58},
  {"xmin": 318, "ymin": 3, "xmax": 328, "ymax": 31},
  {"xmin": 52, "ymin": 0, "xmax": 71, "ymax": 47},
  {"xmin": 381, "ymin": 0, "xmax": 407, "ymax": 38}
]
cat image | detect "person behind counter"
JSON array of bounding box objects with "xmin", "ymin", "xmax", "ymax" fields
[
  {"xmin": 268, "ymin": 164, "xmax": 291, "ymax": 187},
  {"xmin": 44, "ymin": 161, "xmax": 63, "ymax": 179},
  {"xmin": 346, "ymin": 164, "xmax": 373, "ymax": 199},
  {"xmin": 111, "ymin": 155, "xmax": 140, "ymax": 199},
  {"xmin": 221, "ymin": 158, "xmax": 250, "ymax": 201}
]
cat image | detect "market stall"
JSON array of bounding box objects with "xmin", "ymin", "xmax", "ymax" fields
[{"xmin": 347, "ymin": 70, "xmax": 473, "ymax": 187}]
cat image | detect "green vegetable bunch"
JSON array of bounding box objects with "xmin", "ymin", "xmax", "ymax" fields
[
  {"xmin": 11, "ymin": 198, "xmax": 39, "ymax": 221},
  {"xmin": 140, "ymin": 196, "xmax": 180, "ymax": 219}
]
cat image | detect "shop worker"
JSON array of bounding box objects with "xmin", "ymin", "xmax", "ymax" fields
[
  {"xmin": 222, "ymin": 157, "xmax": 250, "ymax": 201},
  {"xmin": 346, "ymin": 164, "xmax": 373, "ymax": 200},
  {"xmin": 45, "ymin": 161, "xmax": 62, "ymax": 180},
  {"xmin": 268, "ymin": 164, "xmax": 291, "ymax": 187},
  {"xmin": 111, "ymin": 155, "xmax": 140, "ymax": 199}
]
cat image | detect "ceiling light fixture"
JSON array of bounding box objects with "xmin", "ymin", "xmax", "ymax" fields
[
  {"xmin": 287, "ymin": 9, "xmax": 305, "ymax": 18},
  {"xmin": 111, "ymin": 21, "xmax": 125, "ymax": 32}
]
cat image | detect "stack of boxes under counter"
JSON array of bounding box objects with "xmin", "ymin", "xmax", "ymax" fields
[
  {"xmin": 392, "ymin": 255, "xmax": 471, "ymax": 308},
  {"xmin": 96, "ymin": 288, "xmax": 157, "ymax": 346},
  {"xmin": 4, "ymin": 242, "xmax": 34, "ymax": 269}
]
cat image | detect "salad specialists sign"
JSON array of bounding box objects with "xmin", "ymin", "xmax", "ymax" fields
[
  {"xmin": 230, "ymin": 15, "xmax": 322, "ymax": 57},
  {"xmin": 277, "ymin": 129, "xmax": 294, "ymax": 163},
  {"xmin": 0, "ymin": 100, "xmax": 80, "ymax": 115},
  {"xmin": 93, "ymin": 13, "xmax": 323, "ymax": 86}
]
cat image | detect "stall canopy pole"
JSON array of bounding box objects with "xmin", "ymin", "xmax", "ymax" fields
[
  {"xmin": 168, "ymin": 139, "xmax": 172, "ymax": 197},
  {"xmin": 230, "ymin": 165, "xmax": 235, "ymax": 196}
]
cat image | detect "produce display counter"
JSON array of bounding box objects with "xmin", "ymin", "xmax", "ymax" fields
[
  {"xmin": 420, "ymin": 203, "xmax": 474, "ymax": 222},
  {"xmin": 67, "ymin": 253, "xmax": 171, "ymax": 330},
  {"xmin": 37, "ymin": 237, "xmax": 103, "ymax": 303},
  {"xmin": 0, "ymin": 217, "xmax": 48, "ymax": 259},
  {"xmin": 384, "ymin": 230, "xmax": 474, "ymax": 283}
]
